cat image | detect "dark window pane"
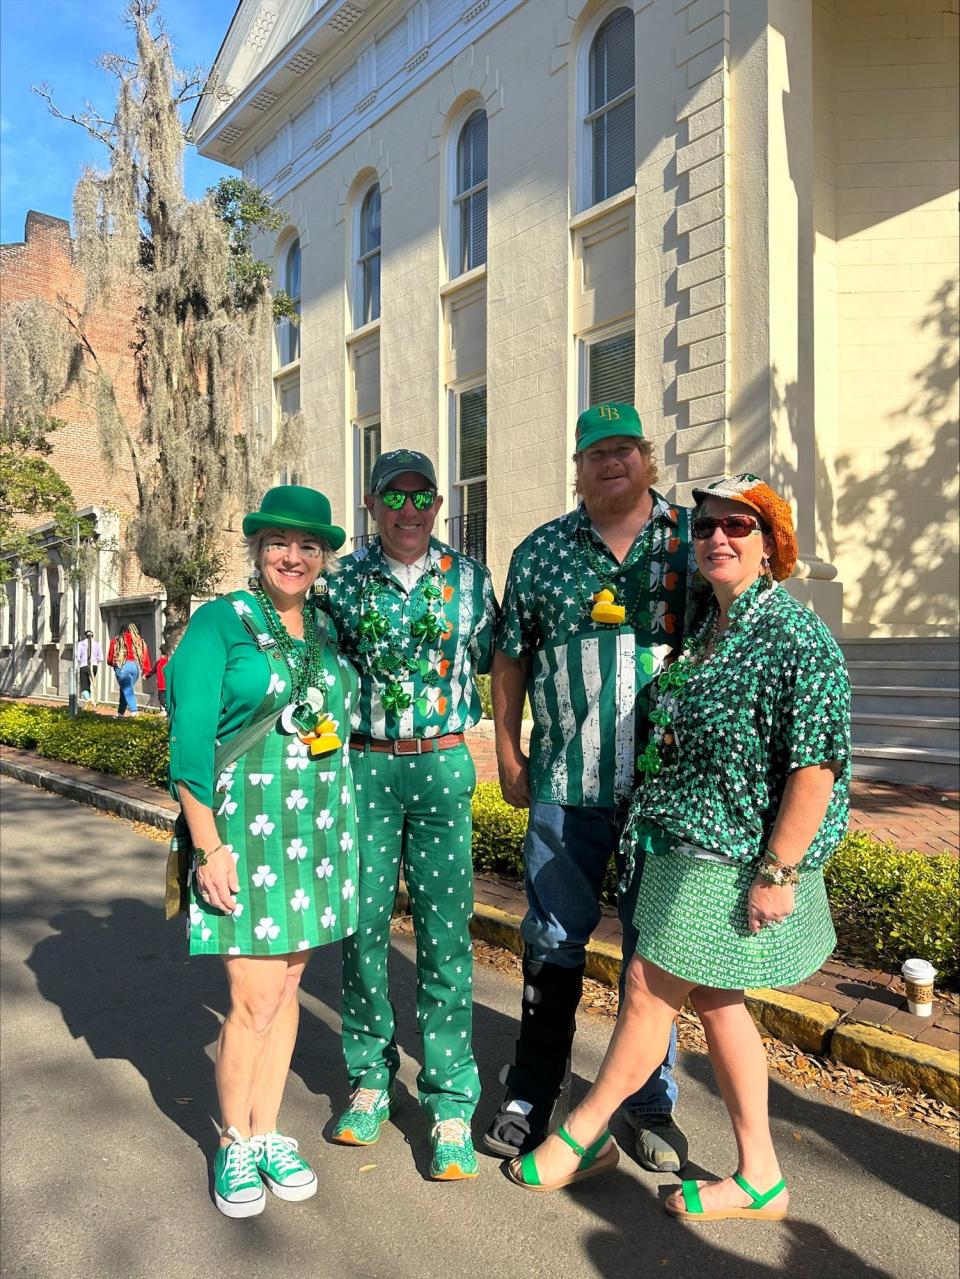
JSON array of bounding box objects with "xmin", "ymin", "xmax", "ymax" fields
[
  {"xmin": 457, "ymin": 110, "xmax": 488, "ymax": 194},
  {"xmin": 459, "ymin": 386, "xmax": 487, "ymax": 481},
  {"xmin": 285, "ymin": 238, "xmax": 301, "ymax": 299},
  {"xmin": 362, "ymin": 253, "xmax": 381, "ymax": 324},
  {"xmin": 360, "ymin": 185, "xmax": 381, "ymax": 254},
  {"xmin": 460, "ymin": 188, "xmax": 488, "ymax": 273},
  {"xmin": 589, "ymin": 8, "xmax": 635, "ymax": 111},
  {"xmin": 592, "ymin": 96, "xmax": 635, "ymax": 204},
  {"xmin": 589, "ymin": 331, "xmax": 635, "ymax": 405}
]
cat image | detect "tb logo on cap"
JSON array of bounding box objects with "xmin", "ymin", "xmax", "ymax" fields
[{"xmin": 598, "ymin": 404, "xmax": 621, "ymax": 420}]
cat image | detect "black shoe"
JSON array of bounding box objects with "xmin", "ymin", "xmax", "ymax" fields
[
  {"xmin": 482, "ymin": 1061, "xmax": 572, "ymax": 1158},
  {"xmin": 627, "ymin": 1112, "xmax": 689, "ymax": 1173}
]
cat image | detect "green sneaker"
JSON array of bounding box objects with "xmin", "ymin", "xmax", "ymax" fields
[
  {"xmin": 253, "ymin": 1131, "xmax": 318, "ymax": 1201},
  {"xmin": 430, "ymin": 1118, "xmax": 479, "ymax": 1181},
  {"xmin": 332, "ymin": 1087, "xmax": 394, "ymax": 1146},
  {"xmin": 214, "ymin": 1127, "xmax": 266, "ymax": 1218}
]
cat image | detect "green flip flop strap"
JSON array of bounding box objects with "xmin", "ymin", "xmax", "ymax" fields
[
  {"xmin": 733, "ymin": 1172, "xmax": 787, "ymax": 1209},
  {"xmin": 555, "ymin": 1126, "xmax": 587, "ymax": 1161},
  {"xmin": 518, "ymin": 1151, "xmax": 542, "ymax": 1187},
  {"xmin": 681, "ymin": 1180, "xmax": 704, "ymax": 1214}
]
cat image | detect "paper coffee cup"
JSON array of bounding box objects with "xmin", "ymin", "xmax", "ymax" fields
[{"xmin": 901, "ymin": 958, "xmax": 936, "ymax": 1017}]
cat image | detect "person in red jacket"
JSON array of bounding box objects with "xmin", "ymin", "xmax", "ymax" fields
[
  {"xmin": 146, "ymin": 643, "xmax": 170, "ymax": 713},
  {"xmin": 107, "ymin": 622, "xmax": 152, "ymax": 716}
]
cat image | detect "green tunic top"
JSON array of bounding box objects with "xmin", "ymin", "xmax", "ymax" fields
[
  {"xmin": 632, "ymin": 579, "xmax": 851, "ymax": 870},
  {"xmin": 496, "ymin": 494, "xmax": 695, "ymax": 808},
  {"xmin": 322, "ymin": 538, "xmax": 497, "ymax": 740}
]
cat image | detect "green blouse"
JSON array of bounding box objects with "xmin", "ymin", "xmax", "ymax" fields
[
  {"xmin": 166, "ymin": 593, "xmax": 332, "ymax": 808},
  {"xmin": 632, "ymin": 579, "xmax": 851, "ymax": 870}
]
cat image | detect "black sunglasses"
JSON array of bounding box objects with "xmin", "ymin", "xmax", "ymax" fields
[
  {"xmin": 379, "ymin": 487, "xmax": 437, "ymax": 511},
  {"xmin": 692, "ymin": 515, "xmax": 764, "ymax": 540}
]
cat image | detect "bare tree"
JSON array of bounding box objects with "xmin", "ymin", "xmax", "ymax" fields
[{"xmin": 27, "ymin": 0, "xmax": 291, "ymax": 645}]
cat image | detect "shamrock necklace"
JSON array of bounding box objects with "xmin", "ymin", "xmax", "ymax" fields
[
  {"xmin": 356, "ymin": 557, "xmax": 449, "ymax": 714},
  {"xmin": 574, "ymin": 525, "xmax": 657, "ymax": 629},
  {"xmin": 254, "ymin": 587, "xmax": 342, "ymax": 755}
]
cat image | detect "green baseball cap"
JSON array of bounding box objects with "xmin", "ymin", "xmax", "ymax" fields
[
  {"xmin": 575, "ymin": 402, "xmax": 643, "ymax": 452},
  {"xmin": 242, "ymin": 485, "xmax": 346, "ymax": 550},
  {"xmin": 368, "ymin": 448, "xmax": 438, "ymax": 494}
]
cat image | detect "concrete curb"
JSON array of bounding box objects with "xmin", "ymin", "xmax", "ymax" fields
[{"xmin": 4, "ymin": 753, "xmax": 957, "ymax": 1108}]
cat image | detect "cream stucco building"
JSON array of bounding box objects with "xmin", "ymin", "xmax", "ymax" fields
[{"xmin": 194, "ymin": 0, "xmax": 959, "ymax": 784}]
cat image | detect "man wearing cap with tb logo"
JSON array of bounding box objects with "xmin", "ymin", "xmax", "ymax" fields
[
  {"xmin": 321, "ymin": 449, "xmax": 498, "ymax": 1180},
  {"xmin": 484, "ymin": 403, "xmax": 695, "ymax": 1172}
]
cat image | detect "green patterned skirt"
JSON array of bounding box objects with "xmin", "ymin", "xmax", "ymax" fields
[{"xmin": 631, "ymin": 826, "xmax": 836, "ymax": 990}]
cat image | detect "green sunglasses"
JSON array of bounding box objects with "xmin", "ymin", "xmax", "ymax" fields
[{"xmin": 379, "ymin": 487, "xmax": 437, "ymax": 511}]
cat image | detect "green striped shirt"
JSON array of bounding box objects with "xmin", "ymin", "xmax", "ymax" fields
[
  {"xmin": 322, "ymin": 537, "xmax": 497, "ymax": 740},
  {"xmin": 497, "ymin": 495, "xmax": 694, "ymax": 808}
]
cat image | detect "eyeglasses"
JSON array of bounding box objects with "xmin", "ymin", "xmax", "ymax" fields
[
  {"xmin": 692, "ymin": 515, "xmax": 764, "ymax": 540},
  {"xmin": 379, "ymin": 488, "xmax": 437, "ymax": 511}
]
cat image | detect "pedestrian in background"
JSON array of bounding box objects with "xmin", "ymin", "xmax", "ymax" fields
[
  {"xmin": 147, "ymin": 643, "xmax": 170, "ymax": 713},
  {"xmin": 75, "ymin": 629, "xmax": 103, "ymax": 703},
  {"xmin": 107, "ymin": 622, "xmax": 152, "ymax": 716}
]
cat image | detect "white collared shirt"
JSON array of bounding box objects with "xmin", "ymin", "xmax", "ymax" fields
[{"xmin": 383, "ymin": 550, "xmax": 431, "ymax": 592}]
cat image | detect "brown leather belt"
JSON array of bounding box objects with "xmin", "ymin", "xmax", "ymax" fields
[{"xmin": 350, "ymin": 733, "xmax": 465, "ymax": 756}]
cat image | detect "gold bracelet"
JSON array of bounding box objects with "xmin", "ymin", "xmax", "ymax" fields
[{"xmin": 194, "ymin": 843, "xmax": 224, "ymax": 867}]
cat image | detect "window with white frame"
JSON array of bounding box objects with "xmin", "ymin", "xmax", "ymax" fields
[
  {"xmin": 276, "ymin": 236, "xmax": 301, "ymax": 368},
  {"xmin": 4, "ymin": 578, "xmax": 16, "ymax": 646},
  {"xmin": 46, "ymin": 561, "xmax": 62, "ymax": 642},
  {"xmin": 449, "ymin": 384, "xmax": 487, "ymax": 563},
  {"xmin": 353, "ymin": 420, "xmax": 381, "ymax": 545},
  {"xmin": 453, "ymin": 110, "xmax": 488, "ymax": 277},
  {"xmin": 29, "ymin": 570, "xmax": 42, "ymax": 645},
  {"xmin": 584, "ymin": 328, "xmax": 635, "ymax": 407},
  {"xmin": 356, "ymin": 183, "xmax": 381, "ymax": 328},
  {"xmin": 586, "ymin": 7, "xmax": 635, "ymax": 207}
]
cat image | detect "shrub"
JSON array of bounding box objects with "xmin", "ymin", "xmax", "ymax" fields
[
  {"xmin": 471, "ymin": 782, "xmax": 527, "ymax": 875},
  {"xmin": 476, "ymin": 674, "xmax": 493, "ymax": 720}
]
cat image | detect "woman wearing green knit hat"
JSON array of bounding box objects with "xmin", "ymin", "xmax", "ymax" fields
[{"xmin": 167, "ymin": 485, "xmax": 360, "ymax": 1218}]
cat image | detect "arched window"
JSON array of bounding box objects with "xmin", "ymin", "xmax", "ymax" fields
[
  {"xmin": 454, "ymin": 109, "xmax": 488, "ymax": 276},
  {"xmin": 277, "ymin": 236, "xmax": 301, "ymax": 367},
  {"xmin": 587, "ymin": 7, "xmax": 635, "ymax": 206},
  {"xmin": 356, "ymin": 183, "xmax": 381, "ymax": 327}
]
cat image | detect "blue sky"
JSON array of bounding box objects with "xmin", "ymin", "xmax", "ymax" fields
[{"xmin": 0, "ymin": 0, "xmax": 240, "ymax": 244}]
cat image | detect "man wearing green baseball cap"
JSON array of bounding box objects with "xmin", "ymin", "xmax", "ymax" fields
[
  {"xmin": 484, "ymin": 402, "xmax": 695, "ymax": 1176},
  {"xmin": 320, "ymin": 448, "xmax": 498, "ymax": 1180}
]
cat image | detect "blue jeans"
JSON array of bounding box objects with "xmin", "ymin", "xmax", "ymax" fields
[
  {"xmin": 113, "ymin": 660, "xmax": 139, "ymax": 715},
  {"xmin": 520, "ymin": 799, "xmax": 679, "ymax": 1118}
]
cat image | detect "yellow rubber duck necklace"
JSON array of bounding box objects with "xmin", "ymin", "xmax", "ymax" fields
[{"xmin": 575, "ymin": 526, "xmax": 657, "ymax": 628}]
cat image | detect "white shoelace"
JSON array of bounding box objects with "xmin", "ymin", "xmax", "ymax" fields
[
  {"xmin": 431, "ymin": 1118, "xmax": 470, "ymax": 1147},
  {"xmin": 222, "ymin": 1126, "xmax": 259, "ymax": 1184},
  {"xmin": 349, "ymin": 1087, "xmax": 386, "ymax": 1113},
  {"xmin": 257, "ymin": 1132, "xmax": 302, "ymax": 1173}
]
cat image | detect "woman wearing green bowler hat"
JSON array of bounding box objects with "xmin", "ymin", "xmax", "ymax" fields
[{"xmin": 167, "ymin": 485, "xmax": 361, "ymax": 1218}]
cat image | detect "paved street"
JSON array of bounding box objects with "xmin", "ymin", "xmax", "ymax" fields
[{"xmin": 1, "ymin": 779, "xmax": 957, "ymax": 1279}]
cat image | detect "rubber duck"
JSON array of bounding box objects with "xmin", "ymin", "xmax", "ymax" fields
[
  {"xmin": 301, "ymin": 715, "xmax": 342, "ymax": 756},
  {"xmin": 591, "ymin": 587, "xmax": 626, "ymax": 625}
]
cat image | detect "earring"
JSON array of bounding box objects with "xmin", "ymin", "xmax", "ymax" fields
[
  {"xmin": 247, "ymin": 566, "xmax": 261, "ymax": 591},
  {"xmin": 760, "ymin": 556, "xmax": 774, "ymax": 586}
]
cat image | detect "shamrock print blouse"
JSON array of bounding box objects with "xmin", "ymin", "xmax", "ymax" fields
[{"xmin": 634, "ymin": 579, "xmax": 852, "ymax": 869}]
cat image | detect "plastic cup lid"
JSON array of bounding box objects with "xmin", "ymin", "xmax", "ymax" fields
[{"xmin": 901, "ymin": 958, "xmax": 936, "ymax": 980}]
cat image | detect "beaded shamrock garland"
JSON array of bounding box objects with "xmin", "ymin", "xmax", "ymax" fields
[
  {"xmin": 574, "ymin": 526, "xmax": 657, "ymax": 628},
  {"xmin": 254, "ymin": 588, "xmax": 341, "ymax": 755},
  {"xmin": 356, "ymin": 561, "xmax": 450, "ymax": 715}
]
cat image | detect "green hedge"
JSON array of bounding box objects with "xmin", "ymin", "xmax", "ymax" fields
[
  {"xmin": 0, "ymin": 701, "xmax": 170, "ymax": 791},
  {"xmin": 2, "ymin": 702, "xmax": 956, "ymax": 984}
]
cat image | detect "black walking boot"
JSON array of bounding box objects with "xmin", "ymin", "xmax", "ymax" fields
[{"xmin": 483, "ymin": 957, "xmax": 584, "ymax": 1158}]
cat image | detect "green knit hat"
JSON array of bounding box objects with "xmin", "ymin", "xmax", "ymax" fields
[
  {"xmin": 575, "ymin": 402, "xmax": 643, "ymax": 452},
  {"xmin": 242, "ymin": 485, "xmax": 346, "ymax": 550}
]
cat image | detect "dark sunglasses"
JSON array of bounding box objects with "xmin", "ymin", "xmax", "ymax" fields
[
  {"xmin": 379, "ymin": 487, "xmax": 437, "ymax": 511},
  {"xmin": 692, "ymin": 515, "xmax": 764, "ymax": 540}
]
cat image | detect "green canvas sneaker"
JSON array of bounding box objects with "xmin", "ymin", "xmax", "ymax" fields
[
  {"xmin": 332, "ymin": 1086, "xmax": 394, "ymax": 1146},
  {"xmin": 430, "ymin": 1118, "xmax": 479, "ymax": 1181},
  {"xmin": 252, "ymin": 1131, "xmax": 318, "ymax": 1201},
  {"xmin": 214, "ymin": 1127, "xmax": 266, "ymax": 1218}
]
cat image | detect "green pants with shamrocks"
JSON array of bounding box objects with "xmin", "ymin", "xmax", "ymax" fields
[{"xmin": 341, "ymin": 743, "xmax": 480, "ymax": 1122}]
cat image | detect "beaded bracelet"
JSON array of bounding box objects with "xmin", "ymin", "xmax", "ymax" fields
[{"xmin": 194, "ymin": 843, "xmax": 224, "ymax": 867}]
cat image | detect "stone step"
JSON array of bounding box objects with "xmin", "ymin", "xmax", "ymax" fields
[
  {"xmin": 842, "ymin": 638, "xmax": 959, "ymax": 665},
  {"xmin": 852, "ymin": 686, "xmax": 960, "ymax": 717},
  {"xmin": 846, "ymin": 660, "xmax": 960, "ymax": 690},
  {"xmin": 852, "ymin": 744, "xmax": 960, "ymax": 790},
  {"xmin": 851, "ymin": 711, "xmax": 960, "ymax": 752}
]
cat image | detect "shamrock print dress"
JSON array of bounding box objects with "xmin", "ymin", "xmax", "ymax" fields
[{"xmin": 166, "ymin": 592, "xmax": 360, "ymax": 957}]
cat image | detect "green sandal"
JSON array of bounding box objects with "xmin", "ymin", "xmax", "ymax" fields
[
  {"xmin": 666, "ymin": 1172, "xmax": 788, "ymax": 1221},
  {"xmin": 506, "ymin": 1124, "xmax": 619, "ymax": 1192}
]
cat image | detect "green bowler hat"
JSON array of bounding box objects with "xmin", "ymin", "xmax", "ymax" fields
[
  {"xmin": 368, "ymin": 448, "xmax": 438, "ymax": 494},
  {"xmin": 242, "ymin": 485, "xmax": 346, "ymax": 550},
  {"xmin": 575, "ymin": 402, "xmax": 644, "ymax": 453}
]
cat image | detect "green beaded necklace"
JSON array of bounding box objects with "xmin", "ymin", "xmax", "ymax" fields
[
  {"xmin": 574, "ymin": 525, "xmax": 657, "ymax": 629},
  {"xmin": 254, "ymin": 587, "xmax": 329, "ymax": 729},
  {"xmin": 356, "ymin": 561, "xmax": 449, "ymax": 714}
]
